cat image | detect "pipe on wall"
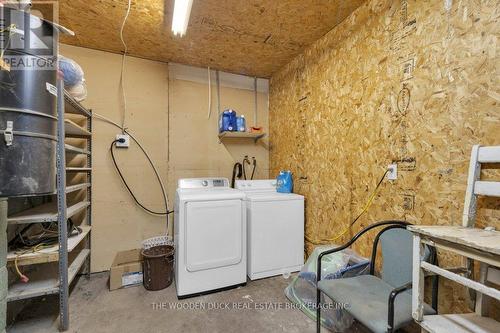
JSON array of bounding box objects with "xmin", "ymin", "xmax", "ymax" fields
[{"xmin": 0, "ymin": 198, "xmax": 7, "ymax": 332}]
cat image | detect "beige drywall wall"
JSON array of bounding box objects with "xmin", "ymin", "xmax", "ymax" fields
[
  {"xmin": 60, "ymin": 44, "xmax": 169, "ymax": 272},
  {"xmin": 167, "ymin": 64, "xmax": 270, "ymax": 202},
  {"xmin": 60, "ymin": 45, "xmax": 269, "ymax": 272}
]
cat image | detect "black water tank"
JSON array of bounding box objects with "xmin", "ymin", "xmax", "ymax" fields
[{"xmin": 0, "ymin": 7, "xmax": 58, "ymax": 197}]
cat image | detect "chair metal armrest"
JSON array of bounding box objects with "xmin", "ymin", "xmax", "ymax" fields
[
  {"xmin": 387, "ymin": 282, "xmax": 413, "ymax": 333},
  {"xmin": 316, "ymin": 220, "xmax": 410, "ymax": 284},
  {"xmin": 315, "ymin": 220, "xmax": 410, "ymax": 333},
  {"xmin": 386, "ymin": 247, "xmax": 439, "ymax": 333}
]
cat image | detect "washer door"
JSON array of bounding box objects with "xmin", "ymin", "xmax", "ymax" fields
[{"xmin": 185, "ymin": 199, "xmax": 243, "ymax": 272}]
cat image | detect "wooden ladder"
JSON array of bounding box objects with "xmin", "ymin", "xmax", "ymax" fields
[{"xmin": 462, "ymin": 145, "xmax": 500, "ymax": 315}]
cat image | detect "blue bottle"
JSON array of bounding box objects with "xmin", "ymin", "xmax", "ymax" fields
[
  {"xmin": 227, "ymin": 109, "xmax": 237, "ymax": 131},
  {"xmin": 236, "ymin": 115, "xmax": 246, "ymax": 132},
  {"xmin": 219, "ymin": 111, "xmax": 230, "ymax": 133},
  {"xmin": 219, "ymin": 109, "xmax": 237, "ymax": 132},
  {"xmin": 276, "ymin": 171, "xmax": 293, "ymax": 193}
]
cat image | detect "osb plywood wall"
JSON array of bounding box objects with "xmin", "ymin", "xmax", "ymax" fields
[{"xmin": 270, "ymin": 0, "xmax": 499, "ymax": 315}]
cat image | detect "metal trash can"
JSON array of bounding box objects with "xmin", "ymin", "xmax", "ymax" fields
[{"xmin": 141, "ymin": 245, "xmax": 174, "ymax": 291}]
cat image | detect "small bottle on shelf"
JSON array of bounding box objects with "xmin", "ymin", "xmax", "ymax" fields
[{"xmin": 236, "ymin": 115, "xmax": 246, "ymax": 132}]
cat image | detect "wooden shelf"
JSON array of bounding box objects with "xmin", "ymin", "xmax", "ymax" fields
[
  {"xmin": 7, "ymin": 226, "xmax": 91, "ymax": 266},
  {"xmin": 7, "ymin": 249, "xmax": 90, "ymax": 302},
  {"xmin": 65, "ymin": 143, "xmax": 90, "ymax": 155},
  {"xmin": 419, "ymin": 314, "xmax": 500, "ymax": 333},
  {"xmin": 64, "ymin": 119, "xmax": 91, "ymax": 137},
  {"xmin": 7, "ymin": 201, "xmax": 90, "ymax": 225},
  {"xmin": 218, "ymin": 131, "xmax": 266, "ymax": 141},
  {"xmin": 66, "ymin": 167, "xmax": 92, "ymax": 172},
  {"xmin": 64, "ymin": 91, "xmax": 91, "ymax": 117}
]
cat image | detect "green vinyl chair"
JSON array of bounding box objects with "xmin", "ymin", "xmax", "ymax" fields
[{"xmin": 316, "ymin": 220, "xmax": 438, "ymax": 333}]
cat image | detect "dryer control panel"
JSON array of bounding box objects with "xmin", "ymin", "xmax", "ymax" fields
[{"xmin": 178, "ymin": 178, "xmax": 230, "ymax": 189}]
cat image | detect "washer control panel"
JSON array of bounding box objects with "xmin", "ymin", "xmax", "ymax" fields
[{"xmin": 235, "ymin": 180, "xmax": 277, "ymax": 191}]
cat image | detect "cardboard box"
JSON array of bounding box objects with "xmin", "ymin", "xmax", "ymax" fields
[{"xmin": 109, "ymin": 249, "xmax": 143, "ymax": 291}]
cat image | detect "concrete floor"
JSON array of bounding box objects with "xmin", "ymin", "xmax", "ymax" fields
[{"xmin": 8, "ymin": 272, "xmax": 336, "ymax": 333}]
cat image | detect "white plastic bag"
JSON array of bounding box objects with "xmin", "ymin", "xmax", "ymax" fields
[
  {"xmin": 67, "ymin": 82, "xmax": 87, "ymax": 102},
  {"xmin": 58, "ymin": 55, "xmax": 84, "ymax": 88},
  {"xmin": 285, "ymin": 246, "xmax": 370, "ymax": 332}
]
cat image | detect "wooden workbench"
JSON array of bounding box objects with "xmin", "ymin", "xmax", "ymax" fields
[{"xmin": 409, "ymin": 225, "xmax": 500, "ymax": 333}]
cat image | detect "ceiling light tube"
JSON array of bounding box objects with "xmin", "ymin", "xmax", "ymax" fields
[{"xmin": 172, "ymin": 0, "xmax": 193, "ymax": 37}]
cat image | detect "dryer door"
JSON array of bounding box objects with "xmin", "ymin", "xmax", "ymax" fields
[{"xmin": 185, "ymin": 199, "xmax": 243, "ymax": 272}]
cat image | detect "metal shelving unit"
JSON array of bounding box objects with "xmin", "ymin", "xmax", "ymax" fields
[
  {"xmin": 66, "ymin": 167, "xmax": 92, "ymax": 172},
  {"xmin": 7, "ymin": 249, "xmax": 90, "ymax": 302},
  {"xmin": 64, "ymin": 119, "xmax": 92, "ymax": 137},
  {"xmin": 65, "ymin": 144, "xmax": 90, "ymax": 155},
  {"xmin": 7, "ymin": 201, "xmax": 90, "ymax": 224},
  {"xmin": 6, "ymin": 226, "xmax": 91, "ymax": 266},
  {"xmin": 6, "ymin": 80, "xmax": 92, "ymax": 331}
]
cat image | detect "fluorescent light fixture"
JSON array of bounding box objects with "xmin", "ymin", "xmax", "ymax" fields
[{"xmin": 172, "ymin": 0, "xmax": 193, "ymax": 37}]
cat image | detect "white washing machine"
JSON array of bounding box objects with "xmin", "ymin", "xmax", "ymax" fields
[
  {"xmin": 175, "ymin": 178, "xmax": 247, "ymax": 298},
  {"xmin": 235, "ymin": 180, "xmax": 304, "ymax": 280}
]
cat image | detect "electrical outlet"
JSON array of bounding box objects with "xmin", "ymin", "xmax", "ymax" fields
[
  {"xmin": 116, "ymin": 134, "xmax": 130, "ymax": 148},
  {"xmin": 387, "ymin": 164, "xmax": 398, "ymax": 180}
]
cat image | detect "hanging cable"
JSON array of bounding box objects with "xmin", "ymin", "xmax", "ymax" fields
[
  {"xmin": 94, "ymin": 113, "xmax": 172, "ymax": 235},
  {"xmin": 242, "ymin": 156, "xmax": 251, "ymax": 180},
  {"xmin": 207, "ymin": 66, "xmax": 212, "ymax": 119},
  {"xmin": 306, "ymin": 169, "xmax": 390, "ymax": 245},
  {"xmin": 110, "ymin": 139, "xmax": 173, "ymax": 216},
  {"xmin": 96, "ymin": 113, "xmax": 170, "ymax": 214},
  {"xmin": 216, "ymin": 70, "xmax": 221, "ymax": 115},
  {"xmin": 119, "ymin": 0, "xmax": 132, "ymax": 133},
  {"xmin": 253, "ymin": 77, "xmax": 258, "ymax": 126},
  {"xmin": 11, "ymin": 221, "xmax": 82, "ymax": 282},
  {"xmin": 250, "ymin": 157, "xmax": 257, "ymax": 180},
  {"xmin": 231, "ymin": 163, "xmax": 243, "ymax": 188}
]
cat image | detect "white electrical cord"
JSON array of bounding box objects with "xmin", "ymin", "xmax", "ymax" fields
[
  {"xmin": 119, "ymin": 0, "xmax": 132, "ymax": 133},
  {"xmin": 216, "ymin": 70, "xmax": 221, "ymax": 114},
  {"xmin": 207, "ymin": 66, "xmax": 211, "ymax": 119},
  {"xmin": 93, "ymin": 112, "xmax": 171, "ymax": 235},
  {"xmin": 97, "ymin": 1, "xmax": 171, "ymax": 237},
  {"xmin": 254, "ymin": 77, "xmax": 258, "ymax": 126}
]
